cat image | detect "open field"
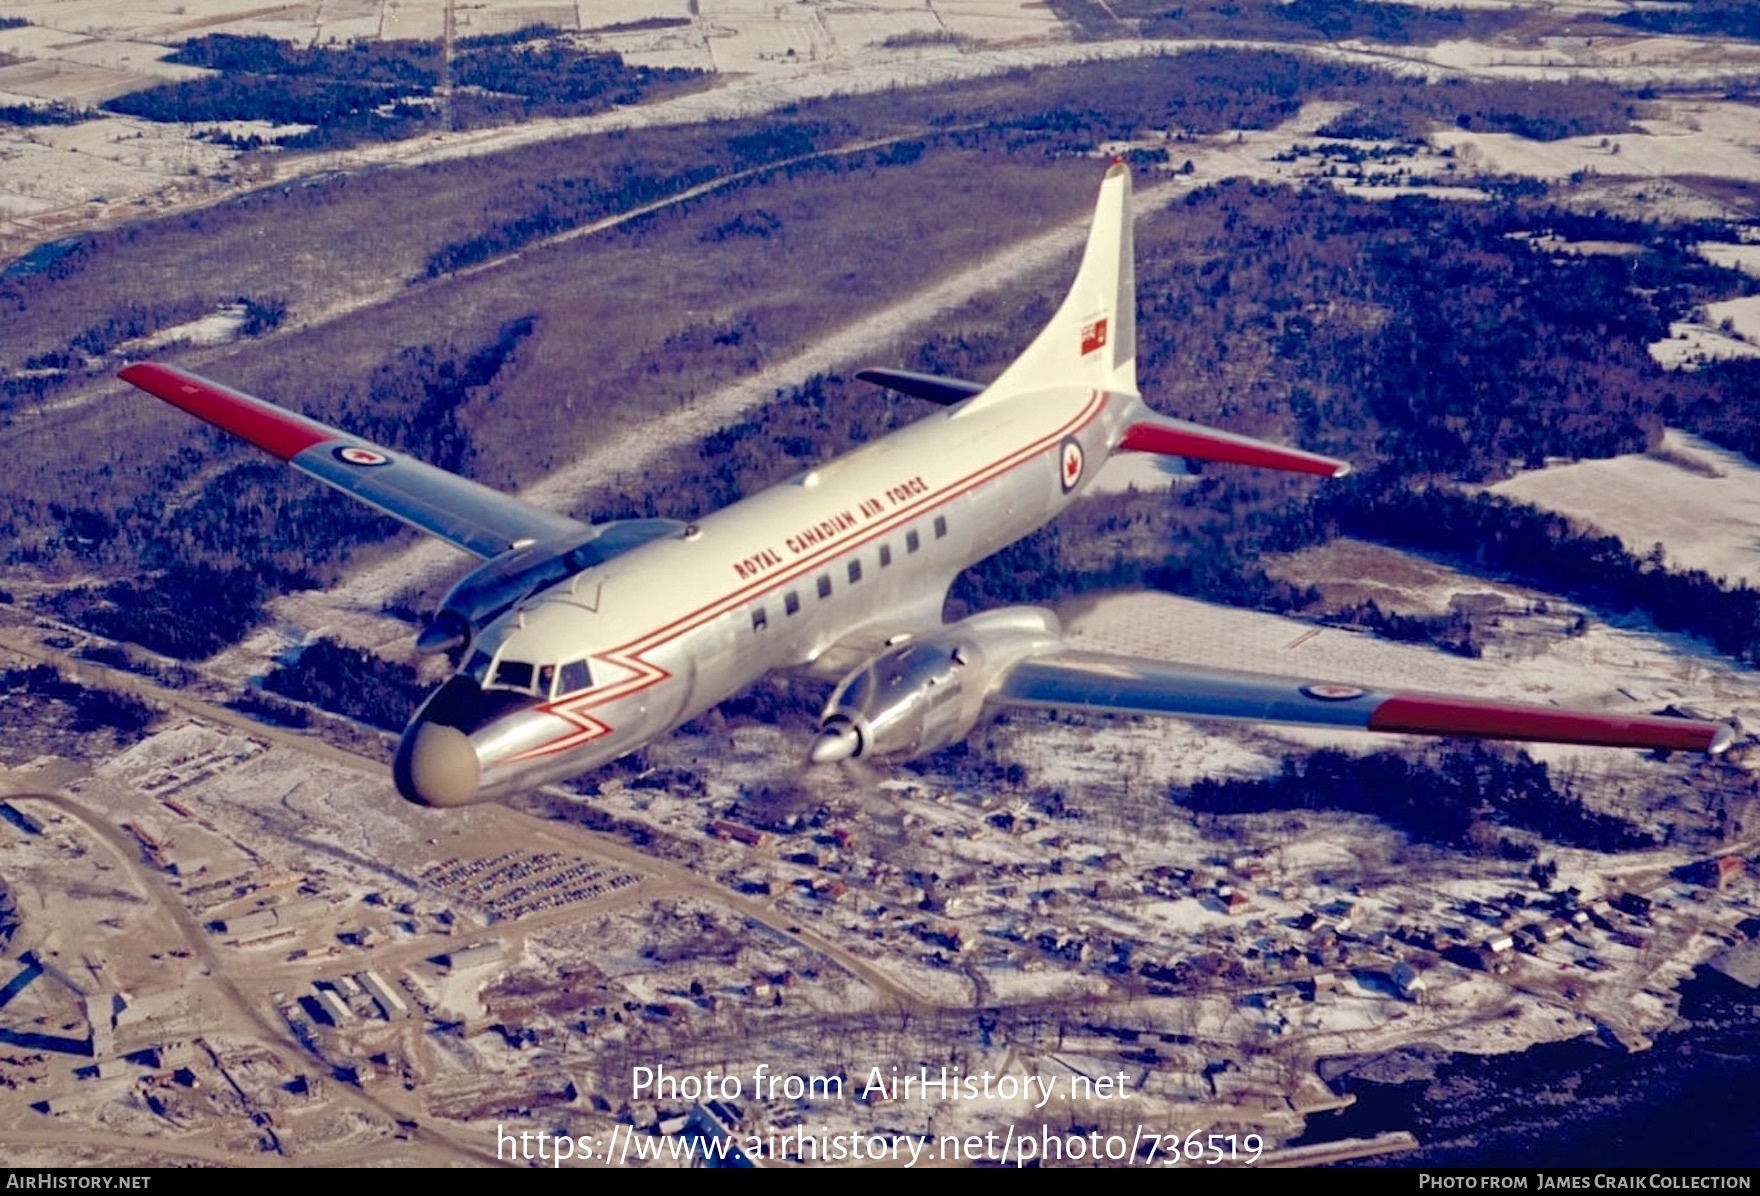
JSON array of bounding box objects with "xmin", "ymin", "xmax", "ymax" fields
[{"xmin": 1490, "ymin": 431, "xmax": 1760, "ymax": 588}]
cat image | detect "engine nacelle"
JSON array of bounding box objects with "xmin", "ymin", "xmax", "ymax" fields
[{"xmin": 811, "ymin": 608, "xmax": 1065, "ymax": 764}]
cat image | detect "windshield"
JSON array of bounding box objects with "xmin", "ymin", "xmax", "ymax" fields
[
  {"xmin": 483, "ymin": 653, "xmax": 589, "ymax": 699},
  {"xmin": 468, "ymin": 606, "xmax": 604, "ymax": 699}
]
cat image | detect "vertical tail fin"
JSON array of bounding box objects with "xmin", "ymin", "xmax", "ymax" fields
[{"xmin": 965, "ymin": 161, "xmax": 1138, "ymax": 412}]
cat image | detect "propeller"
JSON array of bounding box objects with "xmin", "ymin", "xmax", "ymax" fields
[
  {"xmin": 809, "ymin": 716, "xmax": 861, "ymax": 765},
  {"xmin": 807, "ymin": 732, "xmax": 908, "ymax": 857},
  {"xmin": 839, "ymin": 756, "xmax": 910, "ymax": 855}
]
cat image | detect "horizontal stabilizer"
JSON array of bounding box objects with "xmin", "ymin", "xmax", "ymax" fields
[
  {"xmin": 1119, "ymin": 415, "xmax": 1350, "ymax": 479},
  {"xmin": 856, "ymin": 368, "xmax": 986, "ymax": 407},
  {"xmin": 996, "ymin": 652, "xmax": 1733, "ymax": 755}
]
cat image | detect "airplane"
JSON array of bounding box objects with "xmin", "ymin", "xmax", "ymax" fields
[{"xmin": 119, "ymin": 162, "xmax": 1734, "ymax": 809}]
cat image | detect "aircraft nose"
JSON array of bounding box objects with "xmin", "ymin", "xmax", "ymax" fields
[{"xmin": 395, "ymin": 721, "xmax": 482, "ymax": 807}]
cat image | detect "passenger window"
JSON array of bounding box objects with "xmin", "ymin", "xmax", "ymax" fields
[
  {"xmin": 879, "ymin": 543, "xmax": 892, "ymax": 568},
  {"xmin": 752, "ymin": 607, "xmax": 768, "ymax": 632},
  {"xmin": 848, "ymin": 559, "xmax": 862, "ymax": 584},
  {"xmin": 934, "ymin": 515, "xmax": 947, "ymax": 539},
  {"xmin": 906, "ymin": 529, "xmax": 920, "ymax": 554},
  {"xmin": 559, "ymin": 659, "xmax": 593, "ymax": 695},
  {"xmin": 785, "ymin": 591, "xmax": 801, "ymax": 616},
  {"xmin": 817, "ymin": 575, "xmax": 832, "ymax": 599}
]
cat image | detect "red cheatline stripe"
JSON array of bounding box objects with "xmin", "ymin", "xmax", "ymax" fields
[
  {"xmin": 1369, "ymin": 694, "xmax": 1726, "ymax": 753},
  {"xmin": 1118, "ymin": 421, "xmax": 1347, "ymax": 478},
  {"xmin": 508, "ymin": 392, "xmax": 1112, "ymax": 767},
  {"xmin": 119, "ymin": 363, "xmax": 334, "ymax": 461}
]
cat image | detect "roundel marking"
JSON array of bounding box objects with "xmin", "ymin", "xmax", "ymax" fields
[
  {"xmin": 1302, "ymin": 683, "xmax": 1366, "ymax": 702},
  {"xmin": 1059, "ymin": 436, "xmax": 1085, "ymax": 493},
  {"xmin": 335, "ymin": 445, "xmax": 391, "ymax": 467}
]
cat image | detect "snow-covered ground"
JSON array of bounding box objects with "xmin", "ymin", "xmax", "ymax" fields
[
  {"xmin": 1651, "ymin": 320, "xmax": 1760, "ymax": 368},
  {"xmin": 10, "ymin": 0, "xmax": 1760, "ymax": 254},
  {"xmin": 1435, "ymin": 99, "xmax": 1760, "ymax": 191},
  {"xmin": 117, "ymin": 304, "xmax": 248, "ymax": 354},
  {"xmin": 1696, "ymin": 240, "xmax": 1760, "ymax": 278},
  {"xmin": 1490, "ymin": 429, "xmax": 1760, "ymax": 588}
]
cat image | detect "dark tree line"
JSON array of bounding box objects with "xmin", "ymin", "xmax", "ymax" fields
[
  {"xmin": 1313, "ymin": 77, "xmax": 1645, "ymax": 142},
  {"xmin": 1319, "ymin": 598, "xmax": 1481, "ymax": 658},
  {"xmin": 1670, "ymin": 356, "xmax": 1760, "ymax": 464},
  {"xmin": 1122, "ymin": 0, "xmax": 1521, "ymax": 45},
  {"xmin": 1294, "ymin": 479, "xmax": 1760, "ymax": 663},
  {"xmin": 22, "ymin": 295, "xmax": 216, "ymax": 369},
  {"xmin": 453, "ymin": 41, "xmax": 697, "ymax": 115},
  {"xmin": 103, "ymin": 30, "xmax": 702, "ymax": 150},
  {"xmin": 0, "ymin": 664, "xmax": 158, "ymax": 762},
  {"xmin": 47, "ymin": 562, "xmax": 274, "ymax": 660},
  {"xmin": 1179, "ymin": 743, "xmax": 1658, "ymax": 853},
  {"xmin": 0, "ymin": 103, "xmax": 87, "ymax": 127},
  {"xmin": 12, "ymin": 292, "xmax": 289, "ymax": 388},
  {"xmin": 262, "ymin": 637, "xmax": 427, "ymax": 731},
  {"xmin": 1613, "ymin": 0, "xmax": 1760, "ymax": 41}
]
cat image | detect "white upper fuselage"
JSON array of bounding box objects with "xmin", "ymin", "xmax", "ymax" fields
[{"xmin": 441, "ymin": 382, "xmax": 1130, "ymax": 802}]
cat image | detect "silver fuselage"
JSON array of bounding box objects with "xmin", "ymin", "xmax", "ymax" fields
[{"xmin": 395, "ymin": 384, "xmax": 1136, "ymax": 805}]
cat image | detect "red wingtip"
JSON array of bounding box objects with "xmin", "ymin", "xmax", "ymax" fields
[
  {"xmin": 120, "ymin": 361, "xmax": 331, "ymax": 460},
  {"xmin": 1369, "ymin": 694, "xmax": 1730, "ymax": 755}
]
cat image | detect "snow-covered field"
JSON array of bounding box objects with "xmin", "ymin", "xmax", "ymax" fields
[
  {"xmin": 1490, "ymin": 429, "xmax": 1760, "ymax": 589},
  {"xmin": 1434, "ymin": 99, "xmax": 1760, "ymax": 191},
  {"xmin": 1654, "ymin": 294, "xmax": 1760, "ymax": 368},
  {"xmin": 1696, "ymin": 241, "xmax": 1760, "ymax": 277},
  {"xmin": 9, "ymin": 0, "xmax": 1760, "ymax": 255},
  {"xmin": 1651, "ymin": 319, "xmax": 1760, "ymax": 368}
]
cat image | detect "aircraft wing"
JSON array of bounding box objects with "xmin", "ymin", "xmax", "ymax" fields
[
  {"xmin": 120, "ymin": 362, "xmax": 588, "ymax": 560},
  {"xmin": 994, "ymin": 651, "xmax": 1734, "ymax": 755}
]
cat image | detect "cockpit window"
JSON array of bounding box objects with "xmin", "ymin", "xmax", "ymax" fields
[
  {"xmin": 492, "ymin": 658, "xmax": 535, "ymax": 691},
  {"xmin": 558, "ymin": 659, "xmax": 593, "ymax": 697}
]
